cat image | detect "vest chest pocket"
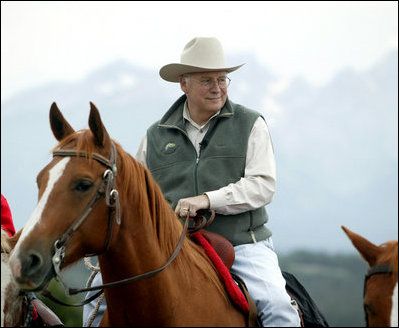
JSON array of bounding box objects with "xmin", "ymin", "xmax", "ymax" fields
[{"xmin": 162, "ymin": 141, "xmax": 179, "ymax": 154}]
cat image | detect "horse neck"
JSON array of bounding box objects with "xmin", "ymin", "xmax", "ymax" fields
[
  {"xmin": 100, "ymin": 159, "xmax": 182, "ymax": 279},
  {"xmin": 389, "ymin": 244, "xmax": 398, "ymax": 326},
  {"xmin": 391, "ymin": 283, "xmax": 398, "ymax": 327},
  {"xmin": 1, "ymin": 253, "xmax": 11, "ymax": 327},
  {"xmin": 96, "ymin": 160, "xmax": 192, "ymax": 323},
  {"xmin": 1, "ymin": 232, "xmax": 13, "ymax": 326}
]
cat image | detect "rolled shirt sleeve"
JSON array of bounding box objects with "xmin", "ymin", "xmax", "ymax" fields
[
  {"xmin": 135, "ymin": 134, "xmax": 148, "ymax": 166},
  {"xmin": 205, "ymin": 117, "xmax": 276, "ymax": 215}
]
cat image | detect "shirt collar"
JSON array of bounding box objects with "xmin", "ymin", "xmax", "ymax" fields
[{"xmin": 183, "ymin": 101, "xmax": 221, "ymax": 130}]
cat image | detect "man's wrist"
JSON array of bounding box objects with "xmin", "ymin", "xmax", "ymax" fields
[{"xmin": 203, "ymin": 193, "xmax": 210, "ymax": 209}]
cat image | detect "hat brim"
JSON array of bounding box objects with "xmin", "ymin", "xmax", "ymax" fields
[{"xmin": 159, "ymin": 63, "xmax": 245, "ymax": 82}]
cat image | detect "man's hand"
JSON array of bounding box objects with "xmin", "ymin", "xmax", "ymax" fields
[{"xmin": 175, "ymin": 194, "xmax": 210, "ymax": 218}]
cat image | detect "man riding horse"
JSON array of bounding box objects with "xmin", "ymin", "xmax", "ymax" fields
[{"xmin": 84, "ymin": 36, "xmax": 300, "ymax": 327}]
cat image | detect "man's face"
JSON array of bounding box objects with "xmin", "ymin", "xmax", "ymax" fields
[{"xmin": 180, "ymin": 71, "xmax": 229, "ymax": 115}]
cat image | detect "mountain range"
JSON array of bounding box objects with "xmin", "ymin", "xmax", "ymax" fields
[{"xmin": 1, "ymin": 50, "xmax": 397, "ymax": 253}]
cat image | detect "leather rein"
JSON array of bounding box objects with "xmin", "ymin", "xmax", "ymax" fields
[{"xmin": 40, "ymin": 142, "xmax": 191, "ymax": 307}]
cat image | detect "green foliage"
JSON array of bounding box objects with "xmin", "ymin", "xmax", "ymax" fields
[
  {"xmin": 279, "ymin": 250, "xmax": 368, "ymax": 327},
  {"xmin": 36, "ymin": 278, "xmax": 84, "ymax": 327}
]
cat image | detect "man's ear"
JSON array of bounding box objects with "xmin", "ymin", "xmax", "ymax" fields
[{"xmin": 179, "ymin": 75, "xmax": 189, "ymax": 94}]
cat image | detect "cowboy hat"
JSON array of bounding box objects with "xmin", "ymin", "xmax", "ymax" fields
[{"xmin": 159, "ymin": 37, "xmax": 245, "ymax": 82}]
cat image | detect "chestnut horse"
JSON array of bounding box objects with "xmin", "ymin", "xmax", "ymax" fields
[
  {"xmin": 342, "ymin": 226, "xmax": 398, "ymax": 327},
  {"xmin": 8, "ymin": 102, "xmax": 247, "ymax": 326}
]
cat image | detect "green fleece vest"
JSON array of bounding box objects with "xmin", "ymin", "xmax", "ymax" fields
[{"xmin": 146, "ymin": 95, "xmax": 272, "ymax": 246}]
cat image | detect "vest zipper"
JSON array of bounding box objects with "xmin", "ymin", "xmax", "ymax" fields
[
  {"xmin": 164, "ymin": 125, "xmax": 201, "ymax": 194},
  {"xmin": 250, "ymin": 230, "xmax": 257, "ymax": 243},
  {"xmin": 194, "ymin": 143, "xmax": 203, "ymax": 194}
]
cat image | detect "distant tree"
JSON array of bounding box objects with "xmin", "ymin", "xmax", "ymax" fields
[
  {"xmin": 37, "ymin": 278, "xmax": 84, "ymax": 326},
  {"xmin": 279, "ymin": 250, "xmax": 368, "ymax": 327}
]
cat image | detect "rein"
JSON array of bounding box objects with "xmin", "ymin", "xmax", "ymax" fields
[{"xmin": 40, "ymin": 142, "xmax": 191, "ymax": 307}]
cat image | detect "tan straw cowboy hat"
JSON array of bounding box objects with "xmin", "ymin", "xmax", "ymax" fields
[{"xmin": 159, "ymin": 37, "xmax": 245, "ymax": 82}]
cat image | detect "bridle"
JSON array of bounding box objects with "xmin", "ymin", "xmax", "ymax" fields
[
  {"xmin": 39, "ymin": 141, "xmax": 191, "ymax": 307},
  {"xmin": 363, "ymin": 263, "xmax": 394, "ymax": 326},
  {"xmin": 52, "ymin": 142, "xmax": 121, "ymax": 261}
]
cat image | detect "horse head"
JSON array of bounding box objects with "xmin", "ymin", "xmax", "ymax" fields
[
  {"xmin": 342, "ymin": 226, "xmax": 398, "ymax": 327},
  {"xmin": 8, "ymin": 102, "xmax": 251, "ymax": 327},
  {"xmin": 9, "ymin": 102, "xmax": 123, "ymax": 292}
]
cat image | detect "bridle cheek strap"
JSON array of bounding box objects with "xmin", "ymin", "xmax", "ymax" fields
[{"xmin": 48, "ymin": 142, "xmax": 120, "ymax": 295}]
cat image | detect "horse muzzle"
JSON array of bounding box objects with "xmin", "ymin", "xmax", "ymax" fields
[{"xmin": 9, "ymin": 248, "xmax": 55, "ymax": 291}]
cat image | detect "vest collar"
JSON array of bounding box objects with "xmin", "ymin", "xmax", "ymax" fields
[{"xmin": 158, "ymin": 94, "xmax": 234, "ymax": 130}]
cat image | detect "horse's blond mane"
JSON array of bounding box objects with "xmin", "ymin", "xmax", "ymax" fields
[
  {"xmin": 1, "ymin": 230, "xmax": 12, "ymax": 254},
  {"xmin": 53, "ymin": 130, "xmax": 225, "ymax": 295},
  {"xmin": 2, "ymin": 230, "xmax": 24, "ymax": 327}
]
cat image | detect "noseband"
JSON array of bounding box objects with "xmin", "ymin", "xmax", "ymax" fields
[{"xmin": 363, "ymin": 263, "xmax": 394, "ymax": 326}]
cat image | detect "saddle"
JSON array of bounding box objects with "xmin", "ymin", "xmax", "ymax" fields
[
  {"xmin": 187, "ymin": 210, "xmax": 235, "ymax": 269},
  {"xmin": 198, "ymin": 230, "xmax": 235, "ymax": 269},
  {"xmin": 189, "ymin": 228, "xmax": 259, "ymax": 327},
  {"xmin": 187, "ymin": 212, "xmax": 328, "ymax": 327}
]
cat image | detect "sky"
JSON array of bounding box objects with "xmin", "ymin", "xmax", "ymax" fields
[
  {"xmin": 1, "ymin": 1, "xmax": 397, "ymax": 102},
  {"xmin": 1, "ymin": 1, "xmax": 398, "ymax": 253}
]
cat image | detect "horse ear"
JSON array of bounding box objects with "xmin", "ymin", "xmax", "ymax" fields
[
  {"xmin": 88, "ymin": 102, "xmax": 110, "ymax": 147},
  {"xmin": 341, "ymin": 226, "xmax": 380, "ymax": 266},
  {"xmin": 50, "ymin": 102, "xmax": 75, "ymax": 141}
]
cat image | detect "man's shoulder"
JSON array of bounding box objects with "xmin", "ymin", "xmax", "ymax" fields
[
  {"xmin": 228, "ymin": 99, "xmax": 261, "ymax": 116},
  {"xmin": 147, "ymin": 120, "xmax": 161, "ymax": 131},
  {"xmin": 229, "ymin": 101, "xmax": 262, "ymax": 121}
]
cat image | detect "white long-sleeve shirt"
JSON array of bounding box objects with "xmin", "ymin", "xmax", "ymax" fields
[{"xmin": 136, "ymin": 102, "xmax": 276, "ymax": 215}]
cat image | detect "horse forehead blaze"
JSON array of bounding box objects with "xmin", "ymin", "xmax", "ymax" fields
[{"xmin": 17, "ymin": 157, "xmax": 71, "ymax": 246}]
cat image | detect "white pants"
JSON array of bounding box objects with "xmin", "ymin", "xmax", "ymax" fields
[
  {"xmin": 83, "ymin": 272, "xmax": 105, "ymax": 327},
  {"xmin": 83, "ymin": 238, "xmax": 300, "ymax": 327},
  {"xmin": 231, "ymin": 237, "xmax": 301, "ymax": 327}
]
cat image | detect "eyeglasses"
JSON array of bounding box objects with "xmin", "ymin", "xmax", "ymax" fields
[{"xmin": 190, "ymin": 76, "xmax": 231, "ymax": 88}]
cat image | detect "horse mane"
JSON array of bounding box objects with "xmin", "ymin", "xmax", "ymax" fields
[
  {"xmin": 1, "ymin": 230, "xmax": 12, "ymax": 254},
  {"xmin": 2, "ymin": 230, "xmax": 25, "ymax": 327},
  {"xmin": 53, "ymin": 130, "xmax": 226, "ymax": 295}
]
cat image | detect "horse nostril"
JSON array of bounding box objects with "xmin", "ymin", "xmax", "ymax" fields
[
  {"xmin": 30, "ymin": 253, "xmax": 41, "ymax": 267},
  {"xmin": 22, "ymin": 251, "xmax": 43, "ymax": 276}
]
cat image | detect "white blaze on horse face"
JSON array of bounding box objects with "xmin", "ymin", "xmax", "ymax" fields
[
  {"xmin": 391, "ymin": 282, "xmax": 398, "ymax": 327},
  {"xmin": 17, "ymin": 157, "xmax": 71, "ymax": 246}
]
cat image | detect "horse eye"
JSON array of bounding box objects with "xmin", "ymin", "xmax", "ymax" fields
[{"xmin": 74, "ymin": 180, "xmax": 93, "ymax": 192}]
